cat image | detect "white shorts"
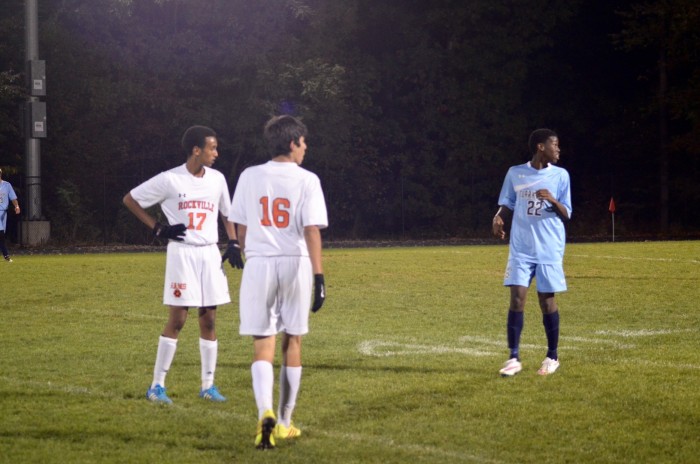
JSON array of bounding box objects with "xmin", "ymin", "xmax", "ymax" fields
[
  {"xmin": 239, "ymin": 256, "xmax": 312, "ymax": 337},
  {"xmin": 163, "ymin": 241, "xmax": 231, "ymax": 307},
  {"xmin": 504, "ymin": 259, "xmax": 567, "ymax": 293}
]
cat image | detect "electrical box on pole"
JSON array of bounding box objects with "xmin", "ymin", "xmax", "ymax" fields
[
  {"xmin": 24, "ymin": 101, "xmax": 47, "ymax": 138},
  {"xmin": 26, "ymin": 59, "xmax": 46, "ymax": 96}
]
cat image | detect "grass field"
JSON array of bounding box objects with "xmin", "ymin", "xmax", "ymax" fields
[{"xmin": 0, "ymin": 241, "xmax": 698, "ymax": 463}]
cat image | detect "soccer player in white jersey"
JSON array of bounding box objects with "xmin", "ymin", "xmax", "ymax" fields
[
  {"xmin": 492, "ymin": 128, "xmax": 572, "ymax": 377},
  {"xmin": 229, "ymin": 115, "xmax": 328, "ymax": 449},
  {"xmin": 123, "ymin": 125, "xmax": 243, "ymax": 405}
]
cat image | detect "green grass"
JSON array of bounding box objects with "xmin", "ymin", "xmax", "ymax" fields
[{"xmin": 0, "ymin": 242, "xmax": 699, "ymax": 463}]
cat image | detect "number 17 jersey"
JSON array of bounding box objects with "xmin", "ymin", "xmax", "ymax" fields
[
  {"xmin": 130, "ymin": 164, "xmax": 231, "ymax": 246},
  {"xmin": 498, "ymin": 161, "xmax": 572, "ymax": 264},
  {"xmin": 229, "ymin": 161, "xmax": 328, "ymax": 258}
]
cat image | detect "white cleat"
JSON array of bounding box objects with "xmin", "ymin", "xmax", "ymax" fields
[
  {"xmin": 537, "ymin": 357, "xmax": 560, "ymax": 376},
  {"xmin": 499, "ymin": 358, "xmax": 522, "ymax": 377}
]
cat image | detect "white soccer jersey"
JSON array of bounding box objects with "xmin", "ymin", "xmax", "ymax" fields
[
  {"xmin": 130, "ymin": 164, "xmax": 231, "ymax": 245},
  {"xmin": 498, "ymin": 161, "xmax": 572, "ymax": 264},
  {"xmin": 230, "ymin": 161, "xmax": 328, "ymax": 257}
]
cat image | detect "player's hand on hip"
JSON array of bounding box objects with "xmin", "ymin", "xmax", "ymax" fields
[
  {"xmin": 222, "ymin": 239, "xmax": 244, "ymax": 269},
  {"xmin": 153, "ymin": 222, "xmax": 187, "ymax": 241},
  {"xmin": 311, "ymin": 274, "xmax": 325, "ymax": 313}
]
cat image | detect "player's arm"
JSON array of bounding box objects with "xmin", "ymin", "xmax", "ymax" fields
[
  {"xmin": 236, "ymin": 224, "xmax": 247, "ymax": 251},
  {"xmin": 122, "ymin": 192, "xmax": 185, "ymax": 240},
  {"xmin": 305, "ymin": 225, "xmax": 325, "ymax": 312},
  {"xmin": 221, "ymin": 212, "xmax": 238, "ymax": 241},
  {"xmin": 536, "ymin": 189, "xmax": 570, "ymax": 221},
  {"xmin": 11, "ymin": 199, "xmax": 19, "ymax": 214},
  {"xmin": 123, "ymin": 193, "xmax": 158, "ymax": 229},
  {"xmin": 492, "ymin": 206, "xmax": 512, "ymax": 240},
  {"xmin": 304, "ymin": 225, "xmax": 323, "ymax": 275},
  {"xmin": 220, "ymin": 214, "xmax": 243, "ymax": 269}
]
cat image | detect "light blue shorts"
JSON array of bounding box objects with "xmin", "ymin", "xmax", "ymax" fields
[{"xmin": 503, "ymin": 259, "xmax": 567, "ymax": 293}]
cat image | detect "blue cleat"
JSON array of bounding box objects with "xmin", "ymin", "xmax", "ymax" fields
[
  {"xmin": 146, "ymin": 384, "xmax": 173, "ymax": 404},
  {"xmin": 199, "ymin": 385, "xmax": 227, "ymax": 402}
]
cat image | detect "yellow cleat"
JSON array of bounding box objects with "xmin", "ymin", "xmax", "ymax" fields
[
  {"xmin": 273, "ymin": 422, "xmax": 302, "ymax": 440},
  {"xmin": 255, "ymin": 410, "xmax": 276, "ymax": 450}
]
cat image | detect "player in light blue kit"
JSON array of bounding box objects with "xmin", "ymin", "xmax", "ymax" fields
[
  {"xmin": 0, "ymin": 168, "xmax": 21, "ymax": 262},
  {"xmin": 492, "ymin": 128, "xmax": 572, "ymax": 377}
]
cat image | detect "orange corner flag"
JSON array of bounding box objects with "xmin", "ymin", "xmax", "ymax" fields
[{"xmin": 609, "ymin": 197, "xmax": 616, "ymax": 213}]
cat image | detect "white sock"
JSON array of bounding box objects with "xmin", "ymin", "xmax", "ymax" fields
[
  {"xmin": 152, "ymin": 336, "xmax": 178, "ymax": 389},
  {"xmin": 278, "ymin": 365, "xmax": 302, "ymax": 427},
  {"xmin": 199, "ymin": 338, "xmax": 218, "ymax": 390},
  {"xmin": 251, "ymin": 360, "xmax": 274, "ymax": 419}
]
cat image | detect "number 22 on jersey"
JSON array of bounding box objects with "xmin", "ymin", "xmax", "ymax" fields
[{"xmin": 260, "ymin": 196, "xmax": 290, "ymax": 228}]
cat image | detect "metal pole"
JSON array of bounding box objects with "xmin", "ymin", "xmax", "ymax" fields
[
  {"xmin": 400, "ymin": 173, "xmax": 405, "ymax": 239},
  {"xmin": 612, "ymin": 213, "xmax": 615, "ymax": 242},
  {"xmin": 25, "ymin": 0, "xmax": 42, "ymax": 221}
]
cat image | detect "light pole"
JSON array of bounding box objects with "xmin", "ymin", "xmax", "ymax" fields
[{"xmin": 22, "ymin": 0, "xmax": 50, "ymax": 245}]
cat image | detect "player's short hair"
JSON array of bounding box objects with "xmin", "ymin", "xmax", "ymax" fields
[
  {"xmin": 263, "ymin": 115, "xmax": 308, "ymax": 158},
  {"xmin": 181, "ymin": 126, "xmax": 217, "ymax": 156},
  {"xmin": 528, "ymin": 128, "xmax": 557, "ymax": 154}
]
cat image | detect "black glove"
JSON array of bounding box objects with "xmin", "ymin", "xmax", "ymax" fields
[
  {"xmin": 311, "ymin": 274, "xmax": 325, "ymax": 313},
  {"xmin": 222, "ymin": 239, "xmax": 244, "ymax": 269},
  {"xmin": 153, "ymin": 222, "xmax": 187, "ymax": 241}
]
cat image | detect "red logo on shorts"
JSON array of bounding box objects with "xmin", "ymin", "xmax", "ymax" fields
[{"xmin": 171, "ymin": 282, "xmax": 186, "ymax": 298}]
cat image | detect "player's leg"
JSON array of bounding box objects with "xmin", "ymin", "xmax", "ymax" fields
[
  {"xmin": 507, "ymin": 285, "xmax": 528, "ymax": 359},
  {"xmin": 197, "ymin": 306, "xmax": 225, "ymax": 401},
  {"xmin": 197, "ymin": 244, "xmax": 230, "ymax": 400},
  {"xmin": 0, "ymin": 229, "xmax": 10, "ymax": 261},
  {"xmin": 535, "ymin": 264, "xmax": 566, "ymax": 375},
  {"xmin": 275, "ymin": 257, "xmax": 310, "ymax": 437},
  {"xmin": 500, "ymin": 260, "xmax": 534, "ymax": 376},
  {"xmin": 240, "ymin": 257, "xmax": 280, "ymax": 448},
  {"xmin": 276, "ymin": 333, "xmax": 302, "ymax": 438},
  {"xmin": 536, "ymin": 293, "xmax": 560, "ymax": 375},
  {"xmin": 253, "ymin": 335, "xmax": 277, "ymax": 449},
  {"xmin": 538, "ymin": 293, "xmax": 559, "ymax": 357},
  {"xmin": 147, "ymin": 305, "xmax": 188, "ymax": 404},
  {"xmin": 253, "ymin": 335, "xmax": 277, "ymax": 403},
  {"xmin": 501, "ymin": 261, "xmax": 530, "ymax": 365}
]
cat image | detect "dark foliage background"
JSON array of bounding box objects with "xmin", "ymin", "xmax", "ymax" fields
[{"xmin": 1, "ymin": 0, "xmax": 699, "ymax": 244}]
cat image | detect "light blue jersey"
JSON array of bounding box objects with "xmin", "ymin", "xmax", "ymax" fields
[
  {"xmin": 0, "ymin": 180, "xmax": 18, "ymax": 231},
  {"xmin": 498, "ymin": 161, "xmax": 572, "ymax": 264}
]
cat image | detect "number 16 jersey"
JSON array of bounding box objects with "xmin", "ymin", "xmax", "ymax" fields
[
  {"xmin": 230, "ymin": 161, "xmax": 328, "ymax": 258},
  {"xmin": 498, "ymin": 161, "xmax": 572, "ymax": 264}
]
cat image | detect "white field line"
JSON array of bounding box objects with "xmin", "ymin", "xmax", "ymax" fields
[
  {"xmin": 568, "ymin": 253, "xmax": 700, "ymax": 264},
  {"xmin": 594, "ymin": 329, "xmax": 694, "ymax": 337},
  {"xmin": 362, "ymin": 329, "xmax": 693, "ymax": 359},
  {"xmin": 358, "ymin": 340, "xmax": 498, "ymax": 357},
  {"xmin": 458, "ymin": 335, "xmax": 543, "ymax": 350},
  {"xmin": 630, "ymin": 359, "xmax": 700, "ymax": 371},
  {"xmin": 0, "ymin": 375, "xmax": 98, "ymax": 396},
  {"xmin": 461, "ymin": 334, "xmax": 627, "ymax": 350},
  {"xmin": 560, "ymin": 336, "xmax": 635, "ymax": 349}
]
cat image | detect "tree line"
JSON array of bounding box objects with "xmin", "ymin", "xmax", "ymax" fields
[{"xmin": 0, "ymin": 0, "xmax": 699, "ymax": 244}]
